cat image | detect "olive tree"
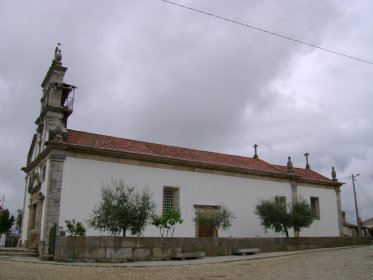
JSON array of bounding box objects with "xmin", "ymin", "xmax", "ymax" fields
[
  {"xmin": 255, "ymin": 196, "xmax": 290, "ymax": 237},
  {"xmin": 289, "ymin": 199, "xmax": 314, "ymax": 233},
  {"xmin": 89, "ymin": 180, "xmax": 155, "ymax": 236},
  {"xmin": 194, "ymin": 205, "xmax": 235, "ymax": 233},
  {"xmin": 255, "ymin": 196, "xmax": 313, "ymax": 238}
]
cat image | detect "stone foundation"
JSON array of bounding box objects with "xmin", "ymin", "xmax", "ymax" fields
[{"xmin": 53, "ymin": 236, "xmax": 371, "ymax": 263}]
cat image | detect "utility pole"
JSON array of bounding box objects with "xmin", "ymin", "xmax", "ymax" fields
[{"xmin": 351, "ymin": 174, "xmax": 361, "ymax": 236}]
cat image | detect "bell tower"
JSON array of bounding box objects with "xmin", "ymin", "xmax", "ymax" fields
[
  {"xmin": 22, "ymin": 44, "xmax": 77, "ymax": 250},
  {"xmin": 35, "ymin": 44, "xmax": 76, "ymax": 150}
]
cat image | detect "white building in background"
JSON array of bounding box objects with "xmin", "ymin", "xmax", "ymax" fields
[{"xmin": 21, "ymin": 47, "xmax": 344, "ymax": 254}]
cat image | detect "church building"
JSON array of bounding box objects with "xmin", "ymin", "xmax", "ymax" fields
[{"xmin": 21, "ymin": 46, "xmax": 344, "ymax": 254}]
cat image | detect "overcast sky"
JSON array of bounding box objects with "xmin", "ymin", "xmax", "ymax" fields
[{"xmin": 0, "ymin": 0, "xmax": 372, "ymax": 224}]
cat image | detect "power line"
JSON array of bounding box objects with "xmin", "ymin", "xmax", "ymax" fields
[
  {"xmin": 341, "ymin": 174, "xmax": 373, "ymax": 181},
  {"xmin": 356, "ymin": 180, "xmax": 373, "ymax": 207},
  {"xmin": 359, "ymin": 174, "xmax": 373, "ymax": 179},
  {"xmin": 160, "ymin": 0, "xmax": 373, "ymax": 65}
]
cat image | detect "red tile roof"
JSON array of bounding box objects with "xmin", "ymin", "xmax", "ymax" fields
[
  {"xmin": 273, "ymin": 165, "xmax": 332, "ymax": 182},
  {"xmin": 65, "ymin": 129, "xmax": 335, "ymax": 184}
]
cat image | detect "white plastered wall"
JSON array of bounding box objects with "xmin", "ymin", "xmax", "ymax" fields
[
  {"xmin": 59, "ymin": 157, "xmax": 339, "ymax": 237},
  {"xmin": 297, "ymin": 185, "xmax": 339, "ymax": 237}
]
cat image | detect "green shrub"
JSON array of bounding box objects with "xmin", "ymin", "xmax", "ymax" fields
[
  {"xmin": 65, "ymin": 219, "xmax": 86, "ymax": 236},
  {"xmin": 152, "ymin": 208, "xmax": 183, "ymax": 237}
]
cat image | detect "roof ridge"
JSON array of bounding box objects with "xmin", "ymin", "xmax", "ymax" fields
[{"xmin": 67, "ymin": 129, "xmax": 266, "ymax": 162}]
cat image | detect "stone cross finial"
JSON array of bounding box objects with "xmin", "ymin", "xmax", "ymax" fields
[
  {"xmin": 287, "ymin": 156, "xmax": 294, "ymax": 173},
  {"xmin": 253, "ymin": 144, "xmax": 259, "ymax": 159},
  {"xmin": 304, "ymin": 152, "xmax": 310, "ymax": 170},
  {"xmin": 331, "ymin": 166, "xmax": 337, "ymax": 181}
]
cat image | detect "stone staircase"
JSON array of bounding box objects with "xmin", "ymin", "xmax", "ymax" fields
[{"xmin": 0, "ymin": 247, "xmax": 38, "ymax": 258}]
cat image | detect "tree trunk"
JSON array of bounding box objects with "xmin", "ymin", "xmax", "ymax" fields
[
  {"xmin": 122, "ymin": 228, "xmax": 126, "ymax": 237},
  {"xmin": 284, "ymin": 227, "xmax": 289, "ymax": 238}
]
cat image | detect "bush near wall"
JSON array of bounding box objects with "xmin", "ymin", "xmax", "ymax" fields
[{"xmin": 53, "ymin": 236, "xmax": 371, "ymax": 263}]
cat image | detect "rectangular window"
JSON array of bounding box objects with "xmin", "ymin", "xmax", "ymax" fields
[
  {"xmin": 163, "ymin": 187, "xmax": 180, "ymax": 211},
  {"xmin": 310, "ymin": 197, "xmax": 320, "ymax": 219},
  {"xmin": 163, "ymin": 190, "xmax": 174, "ymax": 210}
]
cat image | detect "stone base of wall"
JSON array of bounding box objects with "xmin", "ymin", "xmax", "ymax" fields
[{"xmin": 54, "ymin": 236, "xmax": 371, "ymax": 263}]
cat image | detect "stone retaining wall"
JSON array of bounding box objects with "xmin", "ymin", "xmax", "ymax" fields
[{"xmin": 53, "ymin": 236, "xmax": 371, "ymax": 262}]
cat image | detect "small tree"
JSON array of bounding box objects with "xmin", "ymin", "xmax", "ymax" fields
[
  {"xmin": 255, "ymin": 196, "xmax": 290, "ymax": 237},
  {"xmin": 289, "ymin": 198, "xmax": 313, "ymax": 233},
  {"xmin": 152, "ymin": 208, "xmax": 183, "ymax": 237},
  {"xmin": 194, "ymin": 205, "xmax": 235, "ymax": 234},
  {"xmin": 0, "ymin": 208, "xmax": 15, "ymax": 235},
  {"xmin": 89, "ymin": 180, "xmax": 155, "ymax": 236},
  {"xmin": 255, "ymin": 196, "xmax": 313, "ymax": 238},
  {"xmin": 65, "ymin": 219, "xmax": 86, "ymax": 236}
]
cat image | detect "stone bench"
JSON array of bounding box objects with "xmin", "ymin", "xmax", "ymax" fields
[
  {"xmin": 171, "ymin": 251, "xmax": 205, "ymax": 260},
  {"xmin": 232, "ymin": 248, "xmax": 260, "ymax": 255}
]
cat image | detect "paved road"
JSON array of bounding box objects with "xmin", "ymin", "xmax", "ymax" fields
[{"xmin": 0, "ymin": 246, "xmax": 372, "ymax": 280}]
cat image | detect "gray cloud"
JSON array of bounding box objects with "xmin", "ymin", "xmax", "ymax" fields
[{"xmin": 0, "ymin": 0, "xmax": 372, "ymax": 224}]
